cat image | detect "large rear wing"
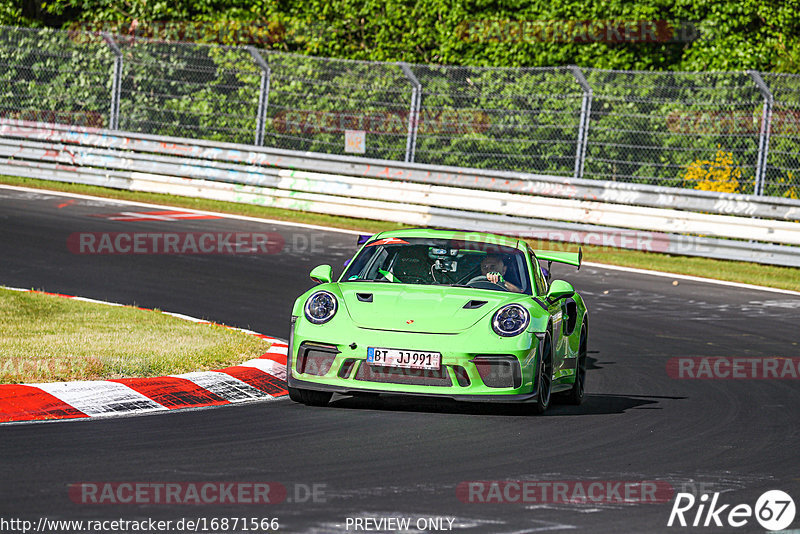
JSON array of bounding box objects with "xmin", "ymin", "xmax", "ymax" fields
[{"xmin": 534, "ymin": 248, "xmax": 582, "ymax": 270}]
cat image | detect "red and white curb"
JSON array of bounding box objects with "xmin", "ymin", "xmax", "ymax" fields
[{"xmin": 0, "ymin": 287, "xmax": 288, "ymax": 423}]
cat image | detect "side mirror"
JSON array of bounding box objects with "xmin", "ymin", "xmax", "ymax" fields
[
  {"xmin": 310, "ymin": 264, "xmax": 333, "ymax": 284},
  {"xmin": 546, "ymin": 280, "xmax": 574, "ymax": 303}
]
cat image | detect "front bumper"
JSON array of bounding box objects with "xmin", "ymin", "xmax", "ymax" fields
[
  {"xmin": 288, "ymin": 319, "xmax": 543, "ymax": 402},
  {"xmin": 288, "ymin": 375, "xmax": 541, "ymax": 403}
]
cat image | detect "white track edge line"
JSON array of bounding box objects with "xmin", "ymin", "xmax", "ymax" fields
[
  {"xmin": 0, "ymin": 183, "xmax": 365, "ymax": 235},
  {"xmin": 3, "ymin": 286, "xmax": 290, "ymax": 344},
  {"xmin": 2, "ymin": 183, "xmax": 797, "ymax": 296},
  {"xmin": 1, "ymin": 285, "xmax": 286, "ymax": 345},
  {"xmin": 582, "ymin": 261, "xmax": 800, "ymax": 296}
]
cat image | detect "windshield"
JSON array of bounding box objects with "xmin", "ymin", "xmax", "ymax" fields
[{"xmin": 341, "ymin": 237, "xmax": 532, "ymax": 294}]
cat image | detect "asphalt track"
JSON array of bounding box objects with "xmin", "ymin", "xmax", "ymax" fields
[{"xmin": 1, "ymin": 185, "xmax": 799, "ymax": 533}]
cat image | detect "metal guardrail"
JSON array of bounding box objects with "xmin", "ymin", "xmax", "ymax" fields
[{"xmin": 1, "ymin": 119, "xmax": 799, "ymax": 267}]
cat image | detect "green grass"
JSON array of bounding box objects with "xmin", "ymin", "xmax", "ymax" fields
[
  {"xmin": 1, "ymin": 174, "xmax": 799, "ymax": 292},
  {"xmin": 555, "ymin": 244, "xmax": 800, "ymax": 291},
  {"xmin": 0, "ymin": 288, "xmax": 272, "ymax": 383}
]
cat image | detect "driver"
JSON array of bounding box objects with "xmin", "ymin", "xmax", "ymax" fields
[{"xmin": 480, "ymin": 254, "xmax": 522, "ymax": 293}]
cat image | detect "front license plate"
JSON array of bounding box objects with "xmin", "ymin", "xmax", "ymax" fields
[{"xmin": 367, "ymin": 347, "xmax": 441, "ymax": 370}]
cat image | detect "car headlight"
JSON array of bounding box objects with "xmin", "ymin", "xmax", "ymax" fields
[
  {"xmin": 492, "ymin": 304, "xmax": 530, "ymax": 337},
  {"xmin": 304, "ymin": 291, "xmax": 338, "ymax": 324}
]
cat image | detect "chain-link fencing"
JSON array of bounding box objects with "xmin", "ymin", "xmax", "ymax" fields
[
  {"xmin": 262, "ymin": 52, "xmax": 412, "ymax": 161},
  {"xmin": 116, "ymin": 39, "xmax": 261, "ymax": 145},
  {"xmin": 762, "ymin": 73, "xmax": 800, "ymax": 198},
  {"xmin": 1, "ymin": 25, "xmax": 798, "ymax": 197},
  {"xmin": 0, "ymin": 27, "xmax": 113, "ymax": 129},
  {"xmin": 582, "ymin": 69, "xmax": 768, "ymax": 194}
]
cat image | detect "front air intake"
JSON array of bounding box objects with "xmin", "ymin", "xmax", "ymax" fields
[
  {"xmin": 471, "ymin": 356, "xmax": 521, "ymax": 388},
  {"xmin": 296, "ymin": 343, "xmax": 339, "ymax": 376}
]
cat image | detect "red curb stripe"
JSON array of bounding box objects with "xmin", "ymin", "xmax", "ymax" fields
[
  {"xmin": 40, "ymin": 291, "xmax": 76, "ymax": 299},
  {"xmin": 1, "ymin": 288, "xmax": 288, "ymax": 423},
  {"xmin": 217, "ymin": 366, "xmax": 288, "ymax": 397},
  {"xmin": 259, "ymin": 352, "xmax": 287, "ymax": 365},
  {"xmin": 0, "ymin": 385, "xmax": 88, "ymax": 422},
  {"xmin": 111, "ymin": 377, "xmax": 230, "ymax": 409}
]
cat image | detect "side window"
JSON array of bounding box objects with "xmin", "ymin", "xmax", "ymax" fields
[
  {"xmin": 367, "ymin": 248, "xmax": 390, "ymax": 278},
  {"xmin": 528, "ymin": 248, "xmax": 548, "ymax": 296}
]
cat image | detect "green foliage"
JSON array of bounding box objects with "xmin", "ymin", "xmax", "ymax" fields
[
  {"xmin": 33, "ymin": 0, "xmax": 800, "ymax": 73},
  {"xmin": 0, "ymin": 28, "xmax": 113, "ymax": 126},
  {"xmin": 3, "ymin": 1, "xmax": 800, "ymax": 193},
  {"xmin": 0, "ymin": 1, "xmax": 23, "ymax": 27},
  {"xmin": 579, "ymin": 70, "xmax": 766, "ymax": 191},
  {"xmin": 116, "ymin": 41, "xmax": 261, "ymax": 143}
]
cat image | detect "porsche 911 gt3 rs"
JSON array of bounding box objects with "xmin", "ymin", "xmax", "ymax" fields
[{"xmin": 287, "ymin": 229, "xmax": 587, "ymax": 414}]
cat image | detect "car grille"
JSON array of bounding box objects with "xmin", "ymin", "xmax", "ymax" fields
[{"xmin": 354, "ymin": 363, "xmax": 452, "ymax": 387}]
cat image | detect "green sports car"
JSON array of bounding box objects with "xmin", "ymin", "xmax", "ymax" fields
[{"xmin": 287, "ymin": 228, "xmax": 587, "ymax": 414}]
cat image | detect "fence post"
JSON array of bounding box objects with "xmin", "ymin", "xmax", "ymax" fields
[
  {"xmin": 101, "ymin": 32, "xmax": 123, "ymax": 130},
  {"xmin": 569, "ymin": 66, "xmax": 592, "ymax": 180},
  {"xmin": 248, "ymin": 47, "xmax": 270, "ymax": 147},
  {"xmin": 749, "ymin": 70, "xmax": 773, "ymax": 196},
  {"xmin": 399, "ymin": 62, "xmax": 422, "ymax": 163}
]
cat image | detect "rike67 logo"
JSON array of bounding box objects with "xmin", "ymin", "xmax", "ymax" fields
[{"xmin": 668, "ymin": 490, "xmax": 796, "ymax": 530}]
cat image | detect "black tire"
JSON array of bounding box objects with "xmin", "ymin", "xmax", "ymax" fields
[
  {"xmin": 287, "ymin": 386, "xmax": 304, "ymax": 403},
  {"xmin": 287, "ymin": 387, "xmax": 332, "ymax": 406},
  {"xmin": 560, "ymin": 326, "xmax": 587, "ymax": 405},
  {"xmin": 529, "ymin": 334, "xmax": 553, "ymax": 415}
]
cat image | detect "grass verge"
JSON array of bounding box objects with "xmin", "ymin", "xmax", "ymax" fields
[
  {"xmin": 1, "ymin": 174, "xmax": 798, "ymax": 292},
  {"xmin": 0, "ymin": 288, "xmax": 272, "ymax": 383}
]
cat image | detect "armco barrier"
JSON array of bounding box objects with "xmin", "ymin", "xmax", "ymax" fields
[{"xmin": 1, "ymin": 119, "xmax": 799, "ymax": 267}]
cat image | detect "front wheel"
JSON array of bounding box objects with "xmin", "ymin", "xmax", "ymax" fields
[
  {"xmin": 287, "ymin": 387, "xmax": 332, "ymax": 406},
  {"xmin": 529, "ymin": 334, "xmax": 553, "ymax": 415}
]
